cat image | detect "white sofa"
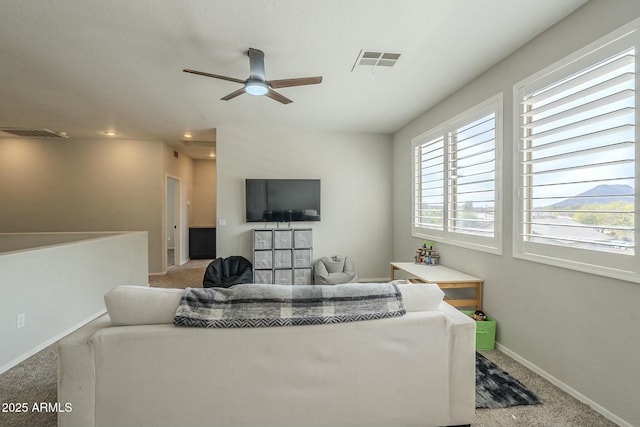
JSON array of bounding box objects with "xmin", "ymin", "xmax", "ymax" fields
[{"xmin": 58, "ymin": 283, "xmax": 475, "ymax": 427}]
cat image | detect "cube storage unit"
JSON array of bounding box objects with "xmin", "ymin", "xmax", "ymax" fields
[
  {"xmin": 463, "ymin": 310, "xmax": 496, "ymax": 350},
  {"xmin": 252, "ymin": 228, "xmax": 313, "ymax": 285}
]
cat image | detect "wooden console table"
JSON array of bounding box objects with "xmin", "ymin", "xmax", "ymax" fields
[{"xmin": 390, "ymin": 262, "xmax": 483, "ymax": 310}]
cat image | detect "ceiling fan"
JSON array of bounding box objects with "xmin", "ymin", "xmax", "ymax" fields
[{"xmin": 183, "ymin": 48, "xmax": 322, "ymax": 104}]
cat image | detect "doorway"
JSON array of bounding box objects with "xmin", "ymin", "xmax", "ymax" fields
[{"xmin": 166, "ymin": 176, "xmax": 180, "ymax": 269}]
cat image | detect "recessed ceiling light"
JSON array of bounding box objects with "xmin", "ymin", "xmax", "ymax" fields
[
  {"xmin": 184, "ymin": 132, "xmax": 192, "ymax": 138},
  {"xmin": 103, "ymin": 130, "xmax": 119, "ymax": 136},
  {"xmin": 209, "ymin": 152, "xmax": 216, "ymax": 158}
]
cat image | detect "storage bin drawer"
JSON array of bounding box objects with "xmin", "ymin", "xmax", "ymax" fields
[
  {"xmin": 254, "ymin": 270, "xmax": 273, "ymax": 284},
  {"xmin": 274, "ymin": 269, "xmax": 293, "ymax": 285},
  {"xmin": 254, "ymin": 251, "xmax": 273, "ymax": 269},
  {"xmin": 274, "ymin": 249, "xmax": 292, "ymax": 268},
  {"xmin": 254, "ymin": 230, "xmax": 273, "ymax": 249},
  {"xmin": 293, "ymin": 229, "xmax": 313, "ymax": 248},
  {"xmin": 293, "ymin": 249, "xmax": 312, "ymax": 268},
  {"xmin": 274, "ymin": 229, "xmax": 293, "ymax": 249},
  {"xmin": 293, "ymin": 268, "xmax": 312, "ymax": 285},
  {"xmin": 463, "ymin": 310, "xmax": 496, "ymax": 350}
]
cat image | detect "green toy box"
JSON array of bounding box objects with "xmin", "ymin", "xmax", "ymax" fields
[{"xmin": 463, "ymin": 311, "xmax": 496, "ymax": 350}]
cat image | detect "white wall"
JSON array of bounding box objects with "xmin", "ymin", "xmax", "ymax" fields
[
  {"xmin": 217, "ymin": 127, "xmax": 392, "ymax": 280},
  {"xmin": 0, "ymin": 232, "xmax": 148, "ymax": 373},
  {"xmin": 392, "ymin": 2, "xmax": 640, "ymax": 426}
]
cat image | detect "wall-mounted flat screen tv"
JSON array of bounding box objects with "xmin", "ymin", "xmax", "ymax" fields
[{"xmin": 246, "ymin": 179, "xmax": 321, "ymax": 222}]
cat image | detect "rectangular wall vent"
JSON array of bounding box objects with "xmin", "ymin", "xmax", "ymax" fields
[
  {"xmin": 0, "ymin": 128, "xmax": 68, "ymax": 138},
  {"xmin": 352, "ymin": 50, "xmax": 401, "ymax": 71},
  {"xmin": 181, "ymin": 140, "xmax": 216, "ymax": 147}
]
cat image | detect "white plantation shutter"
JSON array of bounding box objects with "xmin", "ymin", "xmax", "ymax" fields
[
  {"xmin": 515, "ymin": 27, "xmax": 640, "ymax": 281},
  {"xmin": 412, "ymin": 95, "xmax": 502, "ymax": 254},
  {"xmin": 413, "ymin": 132, "xmax": 445, "ymax": 234},
  {"xmin": 448, "ymin": 112, "xmax": 497, "ymax": 237}
]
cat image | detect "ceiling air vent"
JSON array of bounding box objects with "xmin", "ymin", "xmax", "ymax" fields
[
  {"xmin": 351, "ymin": 50, "xmax": 401, "ymax": 71},
  {"xmin": 0, "ymin": 128, "xmax": 68, "ymax": 138},
  {"xmin": 180, "ymin": 140, "xmax": 216, "ymax": 148}
]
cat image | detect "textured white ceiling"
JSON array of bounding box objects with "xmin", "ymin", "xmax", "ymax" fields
[{"xmin": 0, "ymin": 0, "xmax": 586, "ymax": 157}]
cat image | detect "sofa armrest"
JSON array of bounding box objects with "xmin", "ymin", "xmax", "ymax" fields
[
  {"xmin": 438, "ymin": 302, "xmax": 476, "ymax": 425},
  {"xmin": 58, "ymin": 313, "xmax": 111, "ymax": 427}
]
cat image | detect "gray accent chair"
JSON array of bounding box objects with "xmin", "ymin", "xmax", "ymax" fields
[{"xmin": 313, "ymin": 255, "xmax": 358, "ymax": 284}]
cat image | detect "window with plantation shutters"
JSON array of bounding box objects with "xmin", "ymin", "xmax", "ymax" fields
[
  {"xmin": 514, "ymin": 26, "xmax": 640, "ymax": 282},
  {"xmin": 412, "ymin": 95, "xmax": 502, "ymax": 254}
]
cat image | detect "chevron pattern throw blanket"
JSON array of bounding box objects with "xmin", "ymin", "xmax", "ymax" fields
[{"xmin": 174, "ymin": 283, "xmax": 405, "ymax": 328}]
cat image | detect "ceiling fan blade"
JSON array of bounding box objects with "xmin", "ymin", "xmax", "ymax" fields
[
  {"xmin": 268, "ymin": 76, "xmax": 323, "ymax": 89},
  {"xmin": 183, "ymin": 69, "xmax": 245, "ymax": 85},
  {"xmin": 265, "ymin": 88, "xmax": 293, "ymax": 104},
  {"xmin": 221, "ymin": 87, "xmax": 246, "ymax": 101},
  {"xmin": 247, "ymin": 48, "xmax": 266, "ymax": 81}
]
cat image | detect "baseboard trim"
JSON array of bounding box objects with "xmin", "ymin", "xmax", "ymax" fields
[
  {"xmin": 0, "ymin": 309, "xmax": 107, "ymax": 375},
  {"xmin": 495, "ymin": 342, "xmax": 632, "ymax": 427}
]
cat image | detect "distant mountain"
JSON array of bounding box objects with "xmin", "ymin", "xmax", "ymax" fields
[{"xmin": 551, "ymin": 184, "xmax": 634, "ymax": 209}]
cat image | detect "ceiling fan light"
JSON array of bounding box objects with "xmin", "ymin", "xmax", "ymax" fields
[{"xmin": 245, "ymin": 80, "xmax": 268, "ymax": 96}]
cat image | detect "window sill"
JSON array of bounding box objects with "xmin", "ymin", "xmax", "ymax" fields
[
  {"xmin": 513, "ymin": 250, "xmax": 640, "ymax": 284},
  {"xmin": 412, "ymin": 230, "xmax": 502, "ymax": 256}
]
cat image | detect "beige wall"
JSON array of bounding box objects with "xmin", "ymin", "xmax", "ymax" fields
[
  {"xmin": 392, "ymin": 2, "xmax": 640, "ymax": 425},
  {"xmin": 192, "ymin": 160, "xmax": 216, "ymax": 227},
  {"xmin": 216, "ymin": 127, "xmax": 392, "ymax": 281},
  {"xmin": 0, "ymin": 137, "xmax": 203, "ymax": 274},
  {"xmin": 0, "ymin": 137, "xmax": 164, "ymax": 271}
]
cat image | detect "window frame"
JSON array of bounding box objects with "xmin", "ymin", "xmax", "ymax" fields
[
  {"xmin": 411, "ymin": 94, "xmax": 503, "ymax": 255},
  {"xmin": 512, "ymin": 21, "xmax": 640, "ymax": 283}
]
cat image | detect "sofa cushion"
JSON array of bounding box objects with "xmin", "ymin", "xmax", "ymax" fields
[
  {"xmin": 395, "ymin": 282, "xmax": 444, "ymax": 312},
  {"xmin": 104, "ymin": 286, "xmax": 183, "ymax": 326}
]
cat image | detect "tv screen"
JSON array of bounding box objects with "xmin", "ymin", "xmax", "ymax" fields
[{"xmin": 246, "ymin": 179, "xmax": 321, "ymax": 222}]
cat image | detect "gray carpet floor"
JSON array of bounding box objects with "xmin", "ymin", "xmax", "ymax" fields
[
  {"xmin": 0, "ymin": 260, "xmax": 618, "ymax": 427},
  {"xmin": 475, "ymin": 350, "xmax": 617, "ymax": 426}
]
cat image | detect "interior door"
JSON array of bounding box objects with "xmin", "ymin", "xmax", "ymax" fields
[{"xmin": 166, "ymin": 176, "xmax": 180, "ymax": 268}]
